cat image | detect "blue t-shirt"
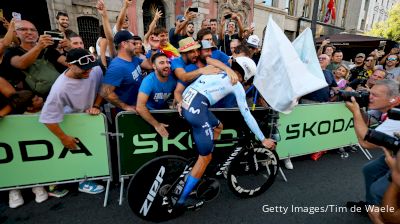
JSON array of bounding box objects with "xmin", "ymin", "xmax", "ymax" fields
[
  {"xmin": 212, "ymin": 49, "xmax": 230, "ymax": 66},
  {"xmin": 139, "ymin": 72, "xmax": 177, "ymax": 110},
  {"xmin": 171, "ymin": 57, "xmax": 187, "ymax": 73},
  {"xmin": 302, "ymin": 70, "xmax": 337, "ymax": 102},
  {"xmin": 103, "ymin": 57, "xmax": 143, "ymax": 106}
]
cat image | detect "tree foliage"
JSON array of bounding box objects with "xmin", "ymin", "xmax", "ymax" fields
[{"xmin": 367, "ymin": 3, "xmax": 400, "ymax": 41}]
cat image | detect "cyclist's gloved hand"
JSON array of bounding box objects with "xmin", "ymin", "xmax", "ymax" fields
[{"xmin": 262, "ymin": 138, "xmax": 276, "ymax": 150}]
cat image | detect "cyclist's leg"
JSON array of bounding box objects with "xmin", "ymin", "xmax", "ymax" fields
[
  {"xmin": 208, "ymin": 110, "xmax": 223, "ymax": 140},
  {"xmin": 179, "ymin": 103, "xmax": 216, "ymax": 205}
]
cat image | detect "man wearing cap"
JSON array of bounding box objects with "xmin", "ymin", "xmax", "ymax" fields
[
  {"xmin": 172, "ymin": 37, "xmax": 237, "ymax": 84},
  {"xmin": 100, "ymin": 30, "xmax": 154, "ymax": 112},
  {"xmin": 349, "ymin": 53, "xmax": 369, "ymax": 82},
  {"xmin": 246, "ymin": 35, "xmax": 261, "ymax": 64},
  {"xmin": 136, "ymin": 52, "xmax": 177, "ymax": 137},
  {"xmin": 169, "ymin": 11, "xmax": 197, "ymax": 49},
  {"xmin": 39, "ymin": 48, "xmax": 105, "ymax": 195},
  {"xmin": 40, "ymin": 48, "xmax": 102, "ymax": 149}
]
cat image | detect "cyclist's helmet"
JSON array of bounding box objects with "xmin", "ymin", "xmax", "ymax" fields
[{"xmin": 231, "ymin": 56, "xmax": 257, "ymax": 82}]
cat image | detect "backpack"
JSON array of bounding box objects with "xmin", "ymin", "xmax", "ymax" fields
[{"xmin": 23, "ymin": 49, "xmax": 60, "ymax": 95}]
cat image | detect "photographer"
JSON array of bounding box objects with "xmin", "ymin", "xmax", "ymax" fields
[{"xmin": 345, "ymin": 79, "xmax": 400, "ymax": 213}]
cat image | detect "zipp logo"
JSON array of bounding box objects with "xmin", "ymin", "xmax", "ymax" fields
[
  {"xmin": 189, "ymin": 107, "xmax": 200, "ymax": 114},
  {"xmin": 140, "ymin": 166, "xmax": 165, "ymax": 216}
]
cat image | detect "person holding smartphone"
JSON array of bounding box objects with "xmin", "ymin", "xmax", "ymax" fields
[{"xmin": 219, "ymin": 12, "xmax": 244, "ymax": 56}]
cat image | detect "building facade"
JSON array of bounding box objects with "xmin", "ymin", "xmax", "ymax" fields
[{"xmin": 0, "ymin": 0, "xmax": 397, "ymax": 50}]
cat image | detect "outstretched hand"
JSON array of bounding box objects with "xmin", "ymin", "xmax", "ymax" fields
[
  {"xmin": 262, "ymin": 138, "xmax": 276, "ymax": 150},
  {"xmin": 155, "ymin": 123, "xmax": 169, "ymax": 137}
]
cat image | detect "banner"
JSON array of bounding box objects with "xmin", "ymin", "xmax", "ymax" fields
[
  {"xmin": 276, "ymin": 103, "xmax": 358, "ymax": 157},
  {"xmin": 0, "ymin": 114, "xmax": 110, "ymax": 189},
  {"xmin": 116, "ymin": 104, "xmax": 358, "ymax": 176},
  {"xmin": 254, "ymin": 17, "xmax": 327, "ymax": 114}
]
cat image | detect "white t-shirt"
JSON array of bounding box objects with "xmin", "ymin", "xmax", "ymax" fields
[
  {"xmin": 96, "ymin": 37, "xmax": 111, "ymax": 57},
  {"xmin": 39, "ymin": 66, "xmax": 103, "ymax": 123}
]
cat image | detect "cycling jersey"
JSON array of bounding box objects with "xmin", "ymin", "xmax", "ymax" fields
[{"xmin": 182, "ymin": 72, "xmax": 265, "ymax": 156}]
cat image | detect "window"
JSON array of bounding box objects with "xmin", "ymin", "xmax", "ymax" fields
[
  {"xmin": 77, "ymin": 16, "xmax": 99, "ymax": 50},
  {"xmin": 285, "ymin": 0, "xmax": 295, "ymax": 16}
]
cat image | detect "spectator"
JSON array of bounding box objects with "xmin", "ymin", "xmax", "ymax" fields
[
  {"xmin": 2, "ymin": 20, "xmax": 67, "ymax": 96},
  {"xmin": 186, "ymin": 22, "xmax": 195, "ymax": 38},
  {"xmin": 100, "ymin": 30, "xmax": 153, "ymax": 112},
  {"xmin": 326, "ymin": 50, "xmax": 343, "ymax": 72},
  {"xmin": 346, "ymin": 79, "xmax": 400, "ymax": 214},
  {"xmin": 349, "ymin": 68, "xmax": 387, "ymax": 91},
  {"xmin": 349, "ymin": 53, "xmax": 366, "ymax": 80},
  {"xmin": 168, "ymin": 11, "xmax": 197, "ymax": 49},
  {"xmin": 232, "ymin": 44, "xmax": 251, "ymax": 58},
  {"xmin": 317, "ymin": 38, "xmax": 335, "ymax": 57},
  {"xmin": 201, "ymin": 19, "xmax": 210, "ymax": 30},
  {"xmin": 132, "ymin": 36, "xmax": 146, "ymax": 60},
  {"xmin": 136, "ymin": 53, "xmax": 177, "ymax": 137},
  {"xmin": 113, "ymin": 0, "xmax": 133, "ymax": 36},
  {"xmin": 333, "ymin": 64, "xmax": 349, "ymax": 89},
  {"xmin": 96, "ymin": 25, "xmax": 112, "ymax": 71},
  {"xmin": 144, "ymin": 8, "xmax": 163, "ymax": 51},
  {"xmin": 209, "ymin": 18, "xmax": 219, "ymax": 45},
  {"xmin": 229, "ymin": 39, "xmax": 240, "ymax": 58},
  {"xmin": 196, "ymin": 28, "xmax": 230, "ymax": 66},
  {"xmin": 383, "ymin": 54, "xmax": 400, "ymax": 80},
  {"xmin": 219, "ymin": 13, "xmax": 244, "ymax": 56},
  {"xmin": 246, "ymin": 35, "xmax": 261, "ymax": 64},
  {"xmin": 39, "ymin": 48, "xmax": 105, "ymax": 194},
  {"xmin": 150, "ymin": 27, "xmax": 180, "ymax": 60}
]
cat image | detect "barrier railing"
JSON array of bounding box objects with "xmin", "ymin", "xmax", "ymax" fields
[{"xmin": 0, "ymin": 113, "xmax": 112, "ymax": 207}]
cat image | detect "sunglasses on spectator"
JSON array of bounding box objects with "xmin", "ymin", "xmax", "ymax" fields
[
  {"xmin": 365, "ymin": 59, "xmax": 373, "ymax": 62},
  {"xmin": 69, "ymin": 55, "xmax": 96, "ymax": 66},
  {"xmin": 387, "ymin": 58, "xmax": 398, "ymax": 61}
]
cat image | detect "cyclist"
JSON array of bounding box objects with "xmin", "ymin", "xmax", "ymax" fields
[{"xmin": 176, "ymin": 56, "xmax": 276, "ymax": 208}]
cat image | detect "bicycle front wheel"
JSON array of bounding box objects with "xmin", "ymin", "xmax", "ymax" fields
[
  {"xmin": 227, "ymin": 146, "xmax": 279, "ymax": 198},
  {"xmin": 127, "ymin": 155, "xmax": 188, "ymax": 222}
]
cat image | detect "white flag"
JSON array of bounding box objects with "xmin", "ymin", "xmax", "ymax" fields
[{"xmin": 254, "ymin": 18, "xmax": 328, "ymax": 113}]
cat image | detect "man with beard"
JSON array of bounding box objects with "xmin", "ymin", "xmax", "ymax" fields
[
  {"xmin": 54, "ymin": 12, "xmax": 70, "ymax": 34},
  {"xmin": 100, "ymin": 30, "xmax": 154, "ymax": 112},
  {"xmin": 136, "ymin": 53, "xmax": 177, "ymax": 137},
  {"xmin": 186, "ymin": 22, "xmax": 195, "ymax": 38}
]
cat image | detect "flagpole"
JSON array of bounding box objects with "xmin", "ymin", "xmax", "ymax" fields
[{"xmin": 311, "ymin": 0, "xmax": 320, "ymax": 42}]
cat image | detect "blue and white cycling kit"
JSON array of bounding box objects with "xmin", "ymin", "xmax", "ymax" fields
[{"xmin": 181, "ymin": 72, "xmax": 265, "ymax": 156}]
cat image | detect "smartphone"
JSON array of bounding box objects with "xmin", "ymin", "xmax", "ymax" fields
[
  {"xmin": 188, "ymin": 7, "xmax": 198, "ymax": 13},
  {"xmin": 224, "ymin": 14, "xmax": 232, "ymax": 19},
  {"xmin": 12, "ymin": 12, "xmax": 21, "ymax": 21},
  {"xmin": 0, "ymin": 9, "xmax": 3, "ymax": 18},
  {"xmin": 44, "ymin": 31, "xmax": 64, "ymax": 41}
]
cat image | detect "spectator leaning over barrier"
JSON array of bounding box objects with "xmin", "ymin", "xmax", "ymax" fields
[
  {"xmin": 383, "ymin": 54, "xmax": 400, "ymax": 80},
  {"xmin": 2, "ymin": 20, "xmax": 68, "ymax": 96},
  {"xmin": 345, "ymin": 79, "xmax": 400, "ymax": 215},
  {"xmin": 136, "ymin": 53, "xmax": 177, "ymax": 137},
  {"xmin": 39, "ymin": 48, "xmax": 105, "ymax": 195},
  {"xmin": 100, "ymin": 30, "xmax": 154, "ymax": 112}
]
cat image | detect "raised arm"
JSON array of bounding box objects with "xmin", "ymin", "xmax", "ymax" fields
[
  {"xmin": 144, "ymin": 8, "xmax": 163, "ymax": 46},
  {"xmin": 97, "ymin": 0, "xmax": 116, "ymax": 56},
  {"xmin": 100, "ymin": 84, "xmax": 136, "ymax": 111},
  {"xmin": 115, "ymin": 0, "xmax": 132, "ymax": 32},
  {"xmin": 232, "ymin": 13, "xmax": 244, "ymax": 38}
]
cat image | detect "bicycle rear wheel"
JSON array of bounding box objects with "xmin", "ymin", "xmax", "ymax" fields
[
  {"xmin": 227, "ymin": 146, "xmax": 279, "ymax": 198},
  {"xmin": 127, "ymin": 155, "xmax": 188, "ymax": 222}
]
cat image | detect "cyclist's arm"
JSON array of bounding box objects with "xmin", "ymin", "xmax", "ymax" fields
[{"xmin": 232, "ymin": 84, "xmax": 265, "ymax": 141}]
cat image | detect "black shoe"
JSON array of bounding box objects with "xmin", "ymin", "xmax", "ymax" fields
[
  {"xmin": 175, "ymin": 197, "xmax": 204, "ymax": 212},
  {"xmin": 346, "ymin": 201, "xmax": 369, "ymax": 215}
]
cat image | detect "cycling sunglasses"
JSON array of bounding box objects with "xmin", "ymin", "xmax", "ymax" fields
[{"xmin": 69, "ymin": 54, "xmax": 96, "ymax": 66}]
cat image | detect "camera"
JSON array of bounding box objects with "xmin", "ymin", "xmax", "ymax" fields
[
  {"xmin": 338, "ymin": 90, "xmax": 370, "ymax": 108},
  {"xmin": 188, "ymin": 7, "xmax": 198, "ymax": 13},
  {"xmin": 364, "ymin": 129, "xmax": 399, "ymax": 155},
  {"xmin": 388, "ymin": 108, "xmax": 400, "ymax": 120}
]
